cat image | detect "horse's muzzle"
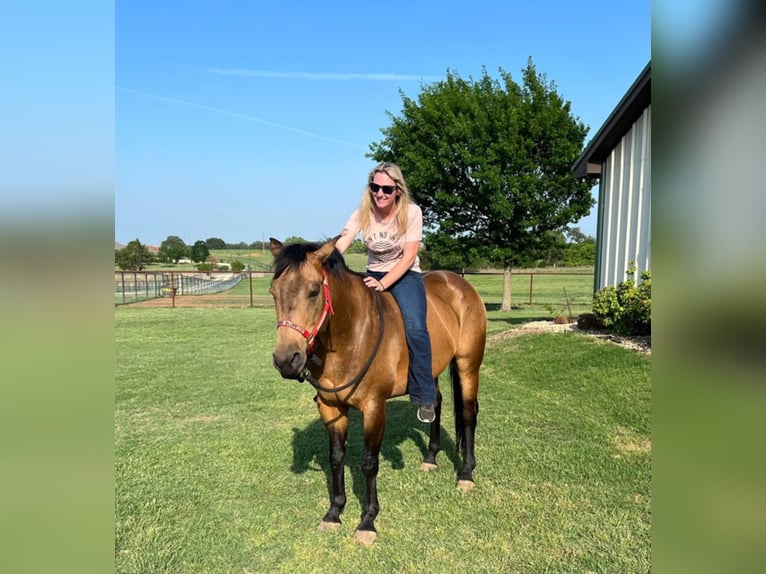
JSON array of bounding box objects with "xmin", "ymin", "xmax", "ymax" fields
[{"xmin": 272, "ymin": 349, "xmax": 306, "ymax": 380}]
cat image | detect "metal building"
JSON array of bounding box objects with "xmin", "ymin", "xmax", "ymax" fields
[{"xmin": 573, "ymin": 62, "xmax": 651, "ymax": 291}]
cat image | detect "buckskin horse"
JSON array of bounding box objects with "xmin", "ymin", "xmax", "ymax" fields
[{"xmin": 269, "ymin": 237, "xmax": 487, "ymax": 544}]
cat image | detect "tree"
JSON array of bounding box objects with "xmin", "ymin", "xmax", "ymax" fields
[
  {"xmin": 159, "ymin": 235, "xmax": 188, "ymax": 263},
  {"xmin": 205, "ymin": 237, "xmax": 226, "ymax": 250},
  {"xmin": 115, "ymin": 239, "xmax": 154, "ymax": 270},
  {"xmin": 190, "ymin": 240, "xmax": 210, "ymax": 263},
  {"xmin": 369, "ymin": 59, "xmax": 594, "ymax": 310},
  {"xmin": 562, "ymin": 226, "xmax": 596, "ymax": 266},
  {"xmin": 347, "ymin": 238, "xmax": 367, "ymax": 254}
]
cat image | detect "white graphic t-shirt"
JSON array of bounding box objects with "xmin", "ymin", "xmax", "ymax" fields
[{"xmin": 341, "ymin": 204, "xmax": 423, "ymax": 273}]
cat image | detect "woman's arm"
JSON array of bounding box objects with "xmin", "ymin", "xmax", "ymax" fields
[
  {"xmin": 334, "ymin": 230, "xmax": 355, "ymax": 254},
  {"xmin": 363, "ymin": 240, "xmax": 419, "ymax": 291}
]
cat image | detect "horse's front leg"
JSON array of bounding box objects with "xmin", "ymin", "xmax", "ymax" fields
[
  {"xmin": 421, "ymin": 386, "xmax": 443, "ymax": 470},
  {"xmin": 318, "ymin": 401, "xmax": 349, "ymax": 532},
  {"xmin": 354, "ymin": 401, "xmax": 386, "ymax": 545}
]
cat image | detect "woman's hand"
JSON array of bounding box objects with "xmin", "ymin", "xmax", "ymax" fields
[{"xmin": 363, "ymin": 276, "xmax": 386, "ymax": 292}]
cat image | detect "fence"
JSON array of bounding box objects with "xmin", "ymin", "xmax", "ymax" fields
[
  {"xmin": 115, "ymin": 269, "xmax": 594, "ymax": 313},
  {"xmin": 115, "ymin": 271, "xmax": 247, "ymax": 305}
]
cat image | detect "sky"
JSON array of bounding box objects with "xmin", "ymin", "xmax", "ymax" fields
[{"xmin": 115, "ymin": 1, "xmax": 650, "ymax": 248}]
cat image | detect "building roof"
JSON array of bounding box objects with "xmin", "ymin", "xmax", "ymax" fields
[{"xmin": 572, "ymin": 62, "xmax": 651, "ymax": 179}]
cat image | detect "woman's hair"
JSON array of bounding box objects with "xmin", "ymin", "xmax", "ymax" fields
[{"xmin": 357, "ymin": 161, "xmax": 412, "ymax": 235}]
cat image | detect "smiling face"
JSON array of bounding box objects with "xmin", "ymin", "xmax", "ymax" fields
[{"xmin": 369, "ymin": 171, "xmax": 398, "ymax": 216}]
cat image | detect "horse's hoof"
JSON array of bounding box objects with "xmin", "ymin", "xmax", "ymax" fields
[
  {"xmin": 457, "ymin": 479, "xmax": 475, "ymax": 492},
  {"xmin": 354, "ymin": 529, "xmax": 377, "ymax": 546},
  {"xmin": 419, "ymin": 462, "xmax": 438, "ymax": 472},
  {"xmin": 318, "ymin": 520, "xmax": 341, "ymax": 532}
]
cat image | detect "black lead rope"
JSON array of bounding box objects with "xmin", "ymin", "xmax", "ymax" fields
[{"xmin": 301, "ymin": 290, "xmax": 384, "ymax": 394}]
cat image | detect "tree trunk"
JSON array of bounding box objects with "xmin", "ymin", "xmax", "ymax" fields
[{"xmin": 500, "ymin": 262, "xmax": 512, "ymax": 312}]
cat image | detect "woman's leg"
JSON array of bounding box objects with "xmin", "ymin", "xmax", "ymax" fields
[{"xmin": 368, "ymin": 270, "xmax": 436, "ymax": 405}]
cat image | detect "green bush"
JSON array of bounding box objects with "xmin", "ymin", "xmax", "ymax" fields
[{"xmin": 593, "ymin": 263, "xmax": 651, "ymax": 335}]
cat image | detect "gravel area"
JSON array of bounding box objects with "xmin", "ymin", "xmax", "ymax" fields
[{"xmin": 488, "ymin": 320, "xmax": 651, "ymax": 355}]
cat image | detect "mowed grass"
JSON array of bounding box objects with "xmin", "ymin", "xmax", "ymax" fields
[{"xmin": 115, "ymin": 305, "xmax": 649, "ymax": 573}]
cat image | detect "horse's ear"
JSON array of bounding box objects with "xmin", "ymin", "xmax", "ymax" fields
[
  {"xmin": 269, "ymin": 238, "xmax": 284, "ymax": 257},
  {"xmin": 312, "ymin": 235, "xmax": 340, "ymax": 264}
]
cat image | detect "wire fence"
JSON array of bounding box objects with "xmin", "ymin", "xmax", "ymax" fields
[
  {"xmin": 115, "ymin": 271, "xmax": 247, "ymax": 305},
  {"xmin": 115, "ymin": 269, "xmax": 595, "ymax": 314}
]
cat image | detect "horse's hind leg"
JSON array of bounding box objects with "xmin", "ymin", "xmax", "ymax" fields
[
  {"xmin": 318, "ymin": 402, "xmax": 348, "ymax": 531},
  {"xmin": 455, "ymin": 361, "xmax": 480, "ymax": 492},
  {"xmin": 421, "ymin": 385, "xmax": 442, "ymax": 470}
]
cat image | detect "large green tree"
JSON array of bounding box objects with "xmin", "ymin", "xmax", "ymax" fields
[
  {"xmin": 115, "ymin": 239, "xmax": 154, "ymax": 270},
  {"xmin": 190, "ymin": 240, "xmax": 210, "ymax": 264},
  {"xmin": 158, "ymin": 235, "xmax": 188, "ymax": 263},
  {"xmin": 205, "ymin": 237, "xmax": 226, "ymax": 250},
  {"xmin": 369, "ymin": 60, "xmax": 593, "ymax": 310}
]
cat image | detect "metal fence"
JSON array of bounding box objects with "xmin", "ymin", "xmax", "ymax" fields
[
  {"xmin": 115, "ymin": 269, "xmax": 594, "ymax": 313},
  {"xmin": 115, "ymin": 271, "xmax": 246, "ymax": 305}
]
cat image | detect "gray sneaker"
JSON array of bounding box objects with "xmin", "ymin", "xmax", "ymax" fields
[{"xmin": 417, "ymin": 404, "xmax": 436, "ymax": 423}]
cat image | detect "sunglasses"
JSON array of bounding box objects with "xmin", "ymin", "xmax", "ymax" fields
[{"xmin": 369, "ymin": 182, "xmax": 397, "ymax": 195}]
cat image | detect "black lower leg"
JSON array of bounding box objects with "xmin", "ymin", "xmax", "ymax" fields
[
  {"xmin": 322, "ymin": 429, "xmax": 346, "ymax": 524},
  {"xmin": 357, "ymin": 447, "xmax": 380, "ymax": 532},
  {"xmin": 459, "ymin": 401, "xmax": 478, "ymax": 482},
  {"xmin": 423, "ymin": 390, "xmax": 442, "ymax": 466}
]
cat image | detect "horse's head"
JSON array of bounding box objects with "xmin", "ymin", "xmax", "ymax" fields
[{"xmin": 269, "ymin": 236, "xmax": 339, "ymax": 380}]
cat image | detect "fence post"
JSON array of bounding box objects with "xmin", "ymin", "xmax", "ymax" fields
[
  {"xmin": 529, "ymin": 273, "xmax": 534, "ymax": 305},
  {"xmin": 171, "ymin": 271, "xmax": 176, "ymax": 308},
  {"xmin": 249, "ymin": 271, "xmax": 254, "ymax": 308}
]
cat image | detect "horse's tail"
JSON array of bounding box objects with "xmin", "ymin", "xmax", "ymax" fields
[{"xmin": 450, "ymin": 359, "xmax": 466, "ymax": 453}]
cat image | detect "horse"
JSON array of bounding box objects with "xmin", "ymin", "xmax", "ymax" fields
[{"xmin": 269, "ymin": 237, "xmax": 487, "ymax": 545}]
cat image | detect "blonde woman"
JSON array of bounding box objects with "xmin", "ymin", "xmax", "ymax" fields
[{"xmin": 335, "ymin": 162, "xmax": 436, "ymax": 423}]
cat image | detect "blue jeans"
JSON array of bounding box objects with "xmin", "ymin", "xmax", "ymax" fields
[{"xmin": 367, "ymin": 270, "xmax": 436, "ymax": 405}]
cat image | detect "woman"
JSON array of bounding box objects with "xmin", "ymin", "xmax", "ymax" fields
[{"xmin": 334, "ymin": 162, "xmax": 437, "ymax": 423}]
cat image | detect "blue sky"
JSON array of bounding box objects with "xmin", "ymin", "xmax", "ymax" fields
[{"xmin": 116, "ymin": 1, "xmax": 650, "ymax": 247}]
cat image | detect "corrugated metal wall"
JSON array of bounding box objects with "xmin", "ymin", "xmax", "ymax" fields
[{"xmin": 595, "ymin": 105, "xmax": 651, "ymax": 291}]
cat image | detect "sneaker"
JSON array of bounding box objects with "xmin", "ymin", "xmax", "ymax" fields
[{"xmin": 417, "ymin": 404, "xmax": 436, "ymax": 423}]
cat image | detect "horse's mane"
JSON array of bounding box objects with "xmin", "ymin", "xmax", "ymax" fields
[{"xmin": 272, "ymin": 241, "xmax": 353, "ymax": 280}]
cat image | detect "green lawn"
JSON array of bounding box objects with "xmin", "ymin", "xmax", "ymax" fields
[{"xmin": 115, "ymin": 307, "xmax": 650, "ymax": 573}]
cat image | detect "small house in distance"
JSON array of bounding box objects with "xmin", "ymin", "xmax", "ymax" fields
[{"xmin": 573, "ymin": 62, "xmax": 650, "ymax": 291}]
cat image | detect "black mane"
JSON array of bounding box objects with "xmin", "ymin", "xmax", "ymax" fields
[{"xmin": 272, "ymin": 241, "xmax": 350, "ymax": 280}]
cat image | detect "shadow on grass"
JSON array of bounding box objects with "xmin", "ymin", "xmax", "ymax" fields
[{"xmin": 291, "ymin": 400, "xmax": 463, "ymax": 515}]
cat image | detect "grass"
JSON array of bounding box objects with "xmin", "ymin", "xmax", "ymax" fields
[{"xmin": 115, "ymin": 306, "xmax": 650, "ymax": 573}]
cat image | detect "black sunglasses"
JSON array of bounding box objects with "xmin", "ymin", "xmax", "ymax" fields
[{"xmin": 369, "ymin": 182, "xmax": 397, "ymax": 195}]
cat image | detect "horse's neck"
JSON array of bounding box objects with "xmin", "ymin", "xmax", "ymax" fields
[{"xmin": 326, "ymin": 272, "xmax": 377, "ymax": 337}]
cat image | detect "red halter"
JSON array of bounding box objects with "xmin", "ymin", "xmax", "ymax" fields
[{"xmin": 276, "ymin": 268, "xmax": 335, "ymax": 355}]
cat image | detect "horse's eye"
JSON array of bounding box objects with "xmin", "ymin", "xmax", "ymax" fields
[{"xmin": 308, "ymin": 288, "xmax": 320, "ymax": 298}]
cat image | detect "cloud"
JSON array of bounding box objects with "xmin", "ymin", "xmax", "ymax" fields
[
  {"xmin": 207, "ymin": 69, "xmax": 440, "ymax": 82},
  {"xmin": 116, "ymin": 86, "xmax": 366, "ymax": 150}
]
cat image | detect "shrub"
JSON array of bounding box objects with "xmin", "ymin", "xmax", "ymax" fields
[{"xmin": 592, "ymin": 263, "xmax": 651, "ymax": 335}]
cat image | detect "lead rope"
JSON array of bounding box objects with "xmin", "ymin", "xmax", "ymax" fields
[{"xmin": 301, "ymin": 290, "xmax": 384, "ymax": 394}]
